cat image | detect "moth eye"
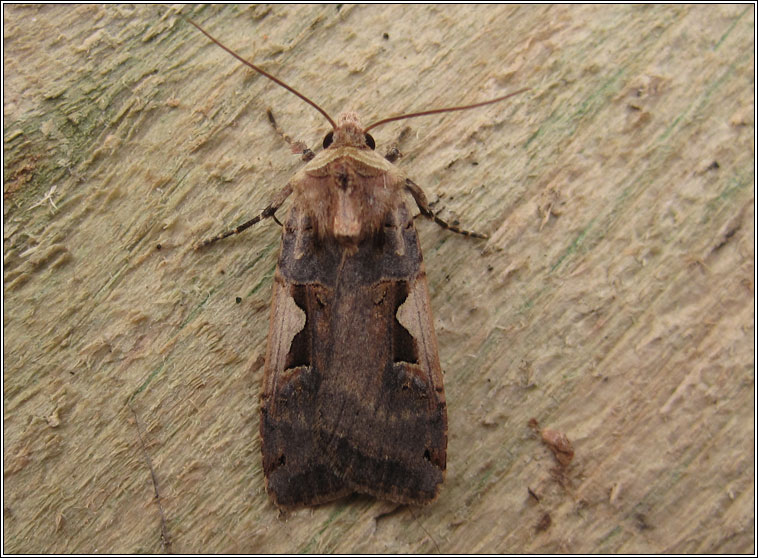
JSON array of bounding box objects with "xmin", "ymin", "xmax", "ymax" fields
[
  {"xmin": 364, "ymin": 133, "xmax": 376, "ymax": 150},
  {"xmin": 322, "ymin": 131, "xmax": 334, "ymax": 149}
]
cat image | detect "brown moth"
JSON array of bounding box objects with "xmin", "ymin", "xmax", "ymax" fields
[{"xmin": 191, "ymin": 20, "xmax": 526, "ymax": 509}]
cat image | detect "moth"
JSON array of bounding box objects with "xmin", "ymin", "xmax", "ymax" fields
[{"xmin": 191, "ymin": 20, "xmax": 526, "ymax": 509}]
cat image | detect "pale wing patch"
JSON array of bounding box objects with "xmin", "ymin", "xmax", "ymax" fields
[
  {"xmin": 395, "ymin": 273, "xmax": 443, "ymax": 394},
  {"xmin": 265, "ymin": 281, "xmax": 307, "ymax": 397},
  {"xmin": 396, "ymin": 279, "xmax": 423, "ymax": 342}
]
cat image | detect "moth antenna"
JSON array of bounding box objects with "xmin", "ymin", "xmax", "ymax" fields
[
  {"xmin": 364, "ymin": 88, "xmax": 529, "ymax": 133},
  {"xmin": 188, "ymin": 19, "xmax": 337, "ymax": 130}
]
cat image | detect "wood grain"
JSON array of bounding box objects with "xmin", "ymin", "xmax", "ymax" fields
[{"xmin": 3, "ymin": 4, "xmax": 753, "ymax": 553}]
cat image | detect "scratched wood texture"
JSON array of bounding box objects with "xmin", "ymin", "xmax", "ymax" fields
[{"xmin": 3, "ymin": 4, "xmax": 754, "ymax": 554}]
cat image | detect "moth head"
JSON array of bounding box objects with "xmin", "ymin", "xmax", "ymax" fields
[{"xmin": 323, "ymin": 111, "xmax": 376, "ymax": 151}]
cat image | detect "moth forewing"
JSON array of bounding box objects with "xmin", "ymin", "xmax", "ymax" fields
[{"xmin": 260, "ymin": 200, "xmax": 447, "ymax": 508}]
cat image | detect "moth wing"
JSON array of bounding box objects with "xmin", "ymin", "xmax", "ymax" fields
[
  {"xmin": 323, "ymin": 266, "xmax": 448, "ymax": 505},
  {"xmin": 261, "ymin": 201, "xmax": 447, "ymax": 508},
  {"xmin": 260, "ymin": 271, "xmax": 351, "ymax": 509},
  {"xmin": 313, "ymin": 205, "xmax": 448, "ymax": 505}
]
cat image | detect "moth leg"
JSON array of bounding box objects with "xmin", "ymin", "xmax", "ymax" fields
[
  {"xmin": 266, "ymin": 108, "xmax": 315, "ymax": 162},
  {"xmin": 194, "ymin": 184, "xmax": 293, "ymax": 249},
  {"xmin": 405, "ymin": 178, "xmax": 488, "ymax": 239}
]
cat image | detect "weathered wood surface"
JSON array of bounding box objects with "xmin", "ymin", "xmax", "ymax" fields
[{"xmin": 3, "ymin": 4, "xmax": 754, "ymax": 554}]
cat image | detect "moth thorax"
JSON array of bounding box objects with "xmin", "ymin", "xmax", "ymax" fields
[{"xmin": 332, "ymin": 111, "xmax": 368, "ymax": 148}]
